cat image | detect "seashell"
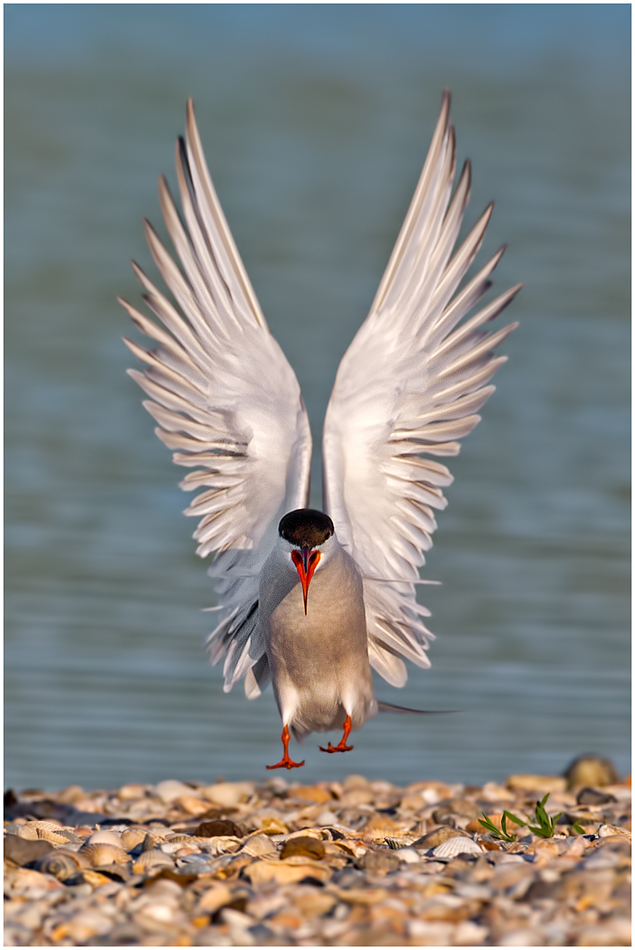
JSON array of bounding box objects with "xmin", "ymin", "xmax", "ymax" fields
[
  {"xmin": 280, "ymin": 836, "xmax": 325, "ymax": 860},
  {"xmin": 240, "ymin": 833, "xmax": 277, "ymax": 857},
  {"xmin": 36, "ymin": 849, "xmax": 90, "ymax": 881},
  {"xmin": 141, "ymin": 832, "xmax": 167, "ymax": 851},
  {"xmin": 415, "ymin": 826, "xmax": 472, "ymax": 849},
  {"xmin": 84, "ymin": 830, "xmax": 123, "ymax": 848},
  {"xmin": 385, "ymin": 836, "xmax": 416, "ymax": 850},
  {"xmin": 120, "ymin": 827, "xmax": 147, "ymax": 851},
  {"xmin": 207, "ymin": 836, "xmax": 242, "ymax": 855},
  {"xmin": 79, "ymin": 843, "xmax": 132, "ymax": 867},
  {"xmin": 598, "ymin": 823, "xmax": 631, "ymax": 839},
  {"xmin": 432, "ymin": 836, "xmax": 483, "ymax": 858},
  {"xmin": 17, "ymin": 821, "xmax": 68, "ymax": 844},
  {"xmin": 133, "ymin": 848, "xmax": 175, "ymax": 871}
]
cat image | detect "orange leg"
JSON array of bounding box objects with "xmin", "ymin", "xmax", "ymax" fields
[
  {"xmin": 320, "ymin": 714, "xmax": 354, "ymax": 753},
  {"xmin": 266, "ymin": 724, "xmax": 305, "ymax": 770}
]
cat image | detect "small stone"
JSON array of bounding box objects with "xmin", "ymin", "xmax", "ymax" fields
[
  {"xmin": 359, "ymin": 849, "xmax": 400, "ymax": 873},
  {"xmin": 201, "ymin": 782, "xmax": 253, "ymax": 808},
  {"xmin": 117, "ymin": 783, "xmax": 148, "ymax": 801},
  {"xmin": 196, "ymin": 883, "xmax": 233, "ymax": 914},
  {"xmin": 564, "ymin": 754, "xmax": 620, "ymax": 790},
  {"xmin": 339, "ymin": 787, "xmax": 374, "ymax": 806},
  {"xmin": 245, "ymin": 859, "xmax": 331, "ymax": 884},
  {"xmin": 506, "ymin": 774, "xmax": 567, "ymax": 794},
  {"xmin": 576, "ymin": 787, "xmax": 617, "ymax": 805},
  {"xmin": 155, "ymin": 780, "xmax": 196, "ymax": 803},
  {"xmin": 195, "ymin": 818, "xmax": 243, "ymax": 838},
  {"xmin": 177, "ymin": 794, "xmax": 211, "ymax": 816},
  {"xmin": 4, "ymin": 834, "xmax": 53, "ymax": 866},
  {"xmin": 291, "ymin": 785, "xmax": 333, "ymax": 803}
]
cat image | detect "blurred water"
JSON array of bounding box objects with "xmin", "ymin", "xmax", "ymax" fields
[{"xmin": 5, "ymin": 6, "xmax": 630, "ymax": 792}]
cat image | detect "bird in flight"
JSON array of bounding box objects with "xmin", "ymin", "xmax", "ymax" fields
[{"xmin": 121, "ymin": 91, "xmax": 520, "ymax": 769}]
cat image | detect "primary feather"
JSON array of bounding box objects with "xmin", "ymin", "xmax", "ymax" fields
[
  {"xmin": 123, "ymin": 91, "xmax": 519, "ymax": 703},
  {"xmin": 121, "ymin": 99, "xmax": 312, "ymax": 697},
  {"xmin": 322, "ymin": 89, "xmax": 520, "ymax": 688}
]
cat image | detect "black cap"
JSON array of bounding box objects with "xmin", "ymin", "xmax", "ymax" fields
[{"xmin": 278, "ymin": 509, "xmax": 334, "ymax": 548}]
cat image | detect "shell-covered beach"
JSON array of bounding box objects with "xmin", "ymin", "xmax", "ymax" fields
[{"xmin": 4, "ymin": 758, "xmax": 630, "ymax": 946}]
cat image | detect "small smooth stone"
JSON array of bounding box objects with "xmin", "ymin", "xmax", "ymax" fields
[
  {"xmin": 201, "ymin": 782, "xmax": 253, "ymax": 808},
  {"xmin": 245, "ymin": 859, "xmax": 331, "ymax": 884},
  {"xmin": 195, "ymin": 818, "xmax": 243, "ymax": 838},
  {"xmin": 196, "ymin": 883, "xmax": 233, "ymax": 914},
  {"xmin": 506, "ymin": 774, "xmax": 567, "ymax": 794},
  {"xmin": 576, "ymin": 786, "xmax": 617, "ymax": 805},
  {"xmin": 117, "ymin": 783, "xmax": 148, "ymax": 801},
  {"xmin": 4, "ymin": 834, "xmax": 54, "ymax": 866},
  {"xmin": 291, "ymin": 785, "xmax": 333, "ymax": 803},
  {"xmin": 564, "ymin": 754, "xmax": 620, "ymax": 789},
  {"xmin": 155, "ymin": 780, "xmax": 196, "ymax": 803},
  {"xmin": 360, "ymin": 849, "xmax": 400, "ymax": 873}
]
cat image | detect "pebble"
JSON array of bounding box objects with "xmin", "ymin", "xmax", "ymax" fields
[{"xmin": 3, "ymin": 760, "xmax": 630, "ymax": 947}]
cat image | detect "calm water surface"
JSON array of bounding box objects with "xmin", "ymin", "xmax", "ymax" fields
[{"xmin": 5, "ymin": 6, "xmax": 630, "ymax": 791}]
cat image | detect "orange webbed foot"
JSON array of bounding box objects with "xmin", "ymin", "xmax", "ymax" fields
[
  {"xmin": 319, "ymin": 741, "xmax": 354, "ymax": 753},
  {"xmin": 319, "ymin": 714, "xmax": 354, "ymax": 754},
  {"xmin": 266, "ymin": 756, "xmax": 305, "ymax": 770},
  {"xmin": 267, "ymin": 724, "xmax": 304, "ymax": 769}
]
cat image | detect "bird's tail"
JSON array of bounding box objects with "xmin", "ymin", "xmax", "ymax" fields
[{"xmin": 377, "ymin": 701, "xmax": 458, "ymax": 715}]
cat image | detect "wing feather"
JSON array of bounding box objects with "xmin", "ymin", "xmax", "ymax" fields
[
  {"xmin": 123, "ymin": 99, "xmax": 312, "ymax": 694},
  {"xmin": 323, "ymin": 90, "xmax": 520, "ymax": 686}
]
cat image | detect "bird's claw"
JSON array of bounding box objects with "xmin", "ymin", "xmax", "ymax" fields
[
  {"xmin": 266, "ymin": 757, "xmax": 305, "ymax": 770},
  {"xmin": 319, "ymin": 742, "xmax": 354, "ymax": 753}
]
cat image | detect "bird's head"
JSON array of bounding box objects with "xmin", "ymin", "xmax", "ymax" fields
[{"xmin": 278, "ymin": 509, "xmax": 335, "ymax": 614}]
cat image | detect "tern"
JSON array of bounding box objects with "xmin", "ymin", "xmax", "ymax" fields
[{"xmin": 121, "ymin": 91, "xmax": 520, "ymax": 769}]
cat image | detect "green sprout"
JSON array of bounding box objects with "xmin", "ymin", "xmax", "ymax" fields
[
  {"xmin": 478, "ymin": 809, "xmax": 526, "ymax": 842},
  {"xmin": 478, "ymin": 794, "xmax": 568, "ymax": 841},
  {"xmin": 525, "ymin": 793, "xmax": 562, "ymax": 838}
]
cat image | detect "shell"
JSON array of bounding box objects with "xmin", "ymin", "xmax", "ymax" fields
[
  {"xmin": 79, "ymin": 843, "xmax": 132, "ymax": 866},
  {"xmin": 141, "ymin": 832, "xmax": 167, "ymax": 851},
  {"xmin": 385, "ymin": 836, "xmax": 416, "ymax": 850},
  {"xmin": 17, "ymin": 821, "xmax": 69, "ymax": 845},
  {"xmin": 240, "ymin": 833, "xmax": 277, "ymax": 857},
  {"xmin": 133, "ymin": 848, "xmax": 175, "ymax": 870},
  {"xmin": 36, "ymin": 850, "xmax": 89, "ymax": 881},
  {"xmin": 432, "ymin": 836, "xmax": 483, "ymax": 858},
  {"xmin": 120, "ymin": 827, "xmax": 147, "ymax": 851},
  {"xmin": 83, "ymin": 830, "xmax": 123, "ymax": 848}
]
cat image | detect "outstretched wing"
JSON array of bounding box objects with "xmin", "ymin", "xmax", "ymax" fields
[
  {"xmin": 121, "ymin": 99, "xmax": 312, "ymax": 696},
  {"xmin": 322, "ymin": 90, "xmax": 520, "ymax": 688}
]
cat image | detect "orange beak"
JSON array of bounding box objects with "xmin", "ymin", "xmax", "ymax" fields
[{"xmin": 291, "ymin": 547, "xmax": 321, "ymax": 615}]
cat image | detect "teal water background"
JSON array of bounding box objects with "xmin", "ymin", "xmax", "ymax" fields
[{"xmin": 5, "ymin": 5, "xmax": 630, "ymax": 791}]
